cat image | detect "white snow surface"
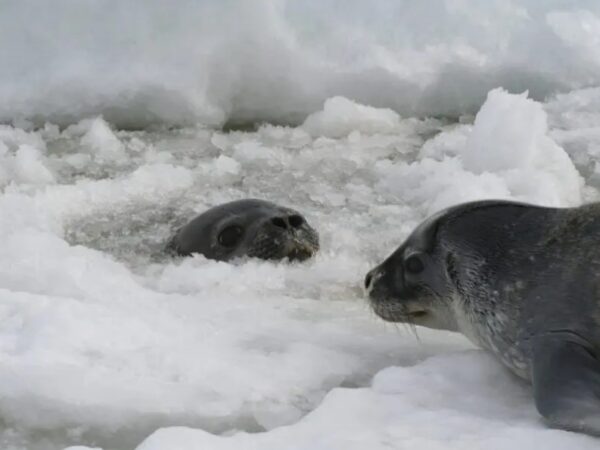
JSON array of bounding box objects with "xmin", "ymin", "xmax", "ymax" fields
[
  {"xmin": 0, "ymin": 88, "xmax": 599, "ymax": 450},
  {"xmin": 4, "ymin": 1, "xmax": 600, "ymax": 127}
]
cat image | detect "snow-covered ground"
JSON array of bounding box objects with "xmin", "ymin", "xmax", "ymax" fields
[
  {"xmin": 1, "ymin": 88, "xmax": 599, "ymax": 450},
  {"xmin": 2, "ymin": 2, "xmax": 600, "ymax": 449}
]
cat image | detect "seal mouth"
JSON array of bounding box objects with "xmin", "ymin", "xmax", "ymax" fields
[
  {"xmin": 247, "ymin": 227, "xmax": 319, "ymax": 262},
  {"xmin": 285, "ymin": 247, "xmax": 315, "ymax": 262},
  {"xmin": 371, "ymin": 301, "xmax": 429, "ymax": 322},
  {"xmin": 283, "ymin": 235, "xmax": 320, "ymax": 261}
]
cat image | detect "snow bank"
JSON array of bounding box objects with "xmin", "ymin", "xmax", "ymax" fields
[
  {"xmin": 463, "ymin": 89, "xmax": 548, "ymax": 172},
  {"xmin": 463, "ymin": 89, "xmax": 581, "ymax": 206},
  {"xmin": 377, "ymin": 89, "xmax": 582, "ymax": 214},
  {"xmin": 3, "ymin": 1, "xmax": 600, "ymax": 127}
]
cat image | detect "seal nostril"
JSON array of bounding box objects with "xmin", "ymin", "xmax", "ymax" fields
[
  {"xmin": 288, "ymin": 214, "xmax": 305, "ymax": 228},
  {"xmin": 365, "ymin": 272, "xmax": 373, "ymax": 290},
  {"xmin": 271, "ymin": 217, "xmax": 287, "ymax": 229}
]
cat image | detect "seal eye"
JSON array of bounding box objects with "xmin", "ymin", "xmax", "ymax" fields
[
  {"xmin": 405, "ymin": 253, "xmax": 425, "ymax": 274},
  {"xmin": 218, "ymin": 225, "xmax": 243, "ymax": 248}
]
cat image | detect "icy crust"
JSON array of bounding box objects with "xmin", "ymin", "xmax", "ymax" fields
[
  {"xmin": 136, "ymin": 354, "xmax": 599, "ymax": 450},
  {"xmin": 3, "ymin": 1, "xmax": 600, "ymax": 127},
  {"xmin": 0, "ymin": 89, "xmax": 595, "ymax": 449}
]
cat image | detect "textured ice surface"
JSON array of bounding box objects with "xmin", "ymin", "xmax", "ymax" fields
[
  {"xmin": 4, "ymin": 4, "xmax": 600, "ymax": 449},
  {"xmin": 0, "ymin": 89, "xmax": 598, "ymax": 449},
  {"xmin": 136, "ymin": 353, "xmax": 599, "ymax": 450},
  {"xmin": 3, "ymin": 1, "xmax": 600, "ymax": 127}
]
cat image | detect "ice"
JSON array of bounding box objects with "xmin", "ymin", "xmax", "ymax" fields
[
  {"xmin": 2, "ymin": 1, "xmax": 600, "ymax": 127},
  {"xmin": 0, "ymin": 86, "xmax": 598, "ymax": 449},
  {"xmin": 462, "ymin": 88, "xmax": 582, "ymax": 206},
  {"xmin": 375, "ymin": 89, "xmax": 581, "ymax": 215},
  {"xmin": 0, "ymin": 126, "xmax": 54, "ymax": 188},
  {"xmin": 76, "ymin": 118, "xmax": 128, "ymax": 166},
  {"xmin": 463, "ymin": 89, "xmax": 549, "ymax": 173},
  {"xmin": 545, "ymin": 88, "xmax": 600, "ymax": 197},
  {"xmin": 3, "ymin": 145, "xmax": 55, "ymax": 186},
  {"xmin": 136, "ymin": 353, "xmax": 599, "ymax": 450},
  {"xmin": 302, "ymin": 96, "xmax": 401, "ymax": 138},
  {"xmin": 0, "ymin": 108, "xmax": 464, "ymax": 449},
  {"xmin": 3, "ymin": 2, "xmax": 600, "ymax": 443},
  {"xmin": 64, "ymin": 447, "xmax": 101, "ymax": 450},
  {"xmin": 546, "ymin": 10, "xmax": 600, "ymax": 66}
]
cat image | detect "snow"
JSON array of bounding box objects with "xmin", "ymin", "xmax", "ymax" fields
[
  {"xmin": 0, "ymin": 88, "xmax": 597, "ymax": 449},
  {"xmin": 76, "ymin": 118, "xmax": 128, "ymax": 166},
  {"xmin": 302, "ymin": 97, "xmax": 402, "ymax": 138},
  {"xmin": 462, "ymin": 88, "xmax": 581, "ymax": 206},
  {"xmin": 3, "ymin": 1, "xmax": 600, "ymax": 127},
  {"xmin": 1, "ymin": 3, "xmax": 600, "ymax": 449},
  {"xmin": 374, "ymin": 89, "xmax": 582, "ymax": 214},
  {"xmin": 136, "ymin": 354, "xmax": 599, "ymax": 450}
]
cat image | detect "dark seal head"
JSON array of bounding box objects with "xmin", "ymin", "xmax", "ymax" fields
[
  {"xmin": 167, "ymin": 199, "xmax": 319, "ymax": 262},
  {"xmin": 365, "ymin": 200, "xmax": 600, "ymax": 436}
]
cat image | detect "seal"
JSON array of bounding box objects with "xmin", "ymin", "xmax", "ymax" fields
[
  {"xmin": 365, "ymin": 200, "xmax": 600, "ymax": 435},
  {"xmin": 166, "ymin": 199, "xmax": 319, "ymax": 262}
]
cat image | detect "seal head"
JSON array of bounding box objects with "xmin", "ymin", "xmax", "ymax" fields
[
  {"xmin": 364, "ymin": 200, "xmax": 550, "ymax": 334},
  {"xmin": 167, "ymin": 199, "xmax": 319, "ymax": 262},
  {"xmin": 364, "ymin": 204, "xmax": 462, "ymax": 331}
]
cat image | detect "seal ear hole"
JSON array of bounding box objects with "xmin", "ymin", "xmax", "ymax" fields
[
  {"xmin": 405, "ymin": 253, "xmax": 425, "ymax": 274},
  {"xmin": 218, "ymin": 225, "xmax": 243, "ymax": 247},
  {"xmin": 289, "ymin": 214, "xmax": 305, "ymax": 228}
]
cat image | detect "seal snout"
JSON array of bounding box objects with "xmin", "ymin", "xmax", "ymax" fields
[
  {"xmin": 364, "ymin": 267, "xmax": 381, "ymax": 294},
  {"xmin": 364, "ymin": 271, "xmax": 373, "ymax": 291},
  {"xmin": 269, "ymin": 213, "xmax": 306, "ymax": 232},
  {"xmin": 364, "ymin": 263, "xmax": 394, "ymax": 305},
  {"xmin": 250, "ymin": 210, "xmax": 320, "ymax": 262},
  {"xmin": 364, "ymin": 259, "xmax": 432, "ymax": 323}
]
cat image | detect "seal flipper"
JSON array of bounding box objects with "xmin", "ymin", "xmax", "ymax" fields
[{"xmin": 532, "ymin": 332, "xmax": 600, "ymax": 435}]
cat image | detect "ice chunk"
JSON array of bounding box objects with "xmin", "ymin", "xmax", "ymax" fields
[
  {"xmin": 77, "ymin": 117, "xmax": 127, "ymax": 164},
  {"xmin": 11, "ymin": 145, "xmax": 55, "ymax": 185},
  {"xmin": 463, "ymin": 89, "xmax": 547, "ymax": 173},
  {"xmin": 302, "ymin": 97, "xmax": 401, "ymax": 138},
  {"xmin": 0, "ymin": 144, "xmax": 55, "ymax": 187},
  {"xmin": 462, "ymin": 88, "xmax": 581, "ymax": 206}
]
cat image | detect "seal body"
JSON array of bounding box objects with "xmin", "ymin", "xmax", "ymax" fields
[
  {"xmin": 365, "ymin": 200, "xmax": 600, "ymax": 435},
  {"xmin": 167, "ymin": 199, "xmax": 319, "ymax": 262}
]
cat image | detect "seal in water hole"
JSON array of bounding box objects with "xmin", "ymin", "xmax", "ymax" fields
[
  {"xmin": 365, "ymin": 200, "xmax": 600, "ymax": 436},
  {"xmin": 167, "ymin": 199, "xmax": 319, "ymax": 262}
]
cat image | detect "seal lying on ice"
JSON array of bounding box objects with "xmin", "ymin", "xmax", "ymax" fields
[{"xmin": 365, "ymin": 200, "xmax": 600, "ymax": 436}]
